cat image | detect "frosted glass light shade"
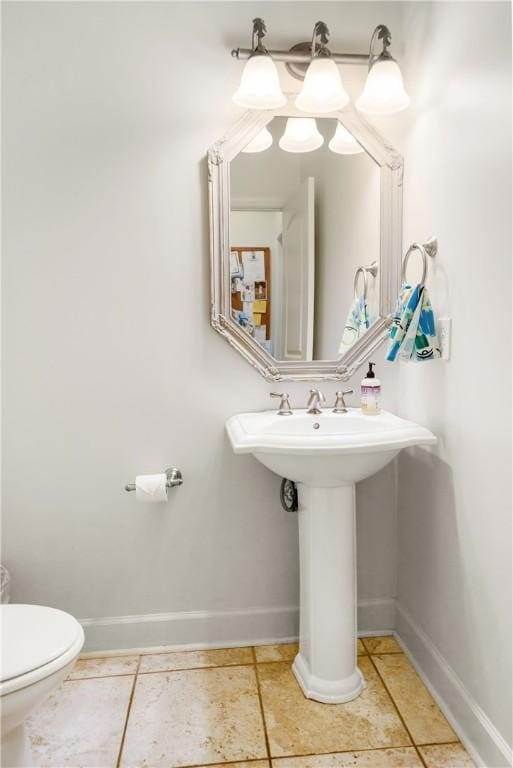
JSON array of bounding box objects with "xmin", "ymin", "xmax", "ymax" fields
[
  {"xmin": 295, "ymin": 57, "xmax": 350, "ymax": 113},
  {"xmin": 279, "ymin": 118, "xmax": 324, "ymax": 153},
  {"xmin": 356, "ymin": 58, "xmax": 410, "ymax": 115},
  {"xmin": 241, "ymin": 127, "xmax": 273, "ymax": 153},
  {"xmin": 233, "ymin": 55, "xmax": 286, "ymax": 109},
  {"xmin": 329, "ymin": 123, "xmax": 364, "ymax": 155}
]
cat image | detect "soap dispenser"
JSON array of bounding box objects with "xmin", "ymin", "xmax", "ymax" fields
[{"xmin": 361, "ymin": 362, "xmax": 381, "ymax": 415}]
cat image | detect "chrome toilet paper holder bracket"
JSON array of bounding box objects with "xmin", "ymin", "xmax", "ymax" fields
[{"xmin": 124, "ymin": 467, "xmax": 183, "ymax": 493}]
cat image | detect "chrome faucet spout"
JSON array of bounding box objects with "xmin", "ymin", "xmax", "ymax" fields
[{"xmin": 306, "ymin": 388, "xmax": 326, "ymax": 415}]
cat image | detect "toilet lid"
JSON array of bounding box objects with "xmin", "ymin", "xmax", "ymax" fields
[{"xmin": 1, "ymin": 604, "xmax": 83, "ymax": 682}]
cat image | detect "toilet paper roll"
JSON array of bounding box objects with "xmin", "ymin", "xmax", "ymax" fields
[{"xmin": 135, "ymin": 473, "xmax": 168, "ymax": 502}]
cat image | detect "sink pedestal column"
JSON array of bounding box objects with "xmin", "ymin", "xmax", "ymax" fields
[{"xmin": 292, "ymin": 483, "xmax": 365, "ymax": 704}]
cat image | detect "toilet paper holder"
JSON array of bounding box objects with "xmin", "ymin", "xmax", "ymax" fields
[{"xmin": 124, "ymin": 467, "xmax": 183, "ymax": 493}]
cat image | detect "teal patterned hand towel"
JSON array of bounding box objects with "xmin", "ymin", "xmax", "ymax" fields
[
  {"xmin": 339, "ymin": 295, "xmax": 371, "ymax": 355},
  {"xmin": 386, "ymin": 283, "xmax": 440, "ymax": 362}
]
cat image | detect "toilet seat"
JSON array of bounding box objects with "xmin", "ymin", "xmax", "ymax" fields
[{"xmin": 0, "ymin": 605, "xmax": 84, "ymax": 696}]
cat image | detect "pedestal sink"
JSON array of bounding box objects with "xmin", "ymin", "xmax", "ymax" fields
[{"xmin": 226, "ymin": 408, "xmax": 436, "ymax": 704}]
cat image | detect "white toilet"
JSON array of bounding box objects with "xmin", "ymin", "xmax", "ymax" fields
[{"xmin": 1, "ymin": 604, "xmax": 84, "ymax": 767}]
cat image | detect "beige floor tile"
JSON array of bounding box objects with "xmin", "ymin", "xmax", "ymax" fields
[
  {"xmin": 419, "ymin": 742, "xmax": 476, "ymax": 767},
  {"xmin": 255, "ymin": 643, "xmax": 299, "ymax": 662},
  {"xmin": 272, "ymin": 747, "xmax": 423, "ymax": 767},
  {"xmin": 67, "ymin": 654, "xmax": 139, "ymax": 679},
  {"xmin": 372, "ymin": 654, "xmax": 457, "ymax": 745},
  {"xmin": 25, "ymin": 676, "xmax": 133, "ymax": 767},
  {"xmin": 255, "ymin": 642, "xmax": 365, "ymax": 663},
  {"xmin": 258, "ymin": 657, "xmax": 411, "ymax": 757},
  {"xmin": 120, "ymin": 665, "xmax": 267, "ymax": 767},
  {"xmin": 139, "ymin": 645, "xmax": 253, "ymax": 673},
  {"xmin": 362, "ymin": 637, "xmax": 402, "ymax": 655},
  {"xmin": 195, "ymin": 763, "xmax": 270, "ymax": 768}
]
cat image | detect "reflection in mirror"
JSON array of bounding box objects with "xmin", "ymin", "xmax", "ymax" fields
[{"xmin": 229, "ymin": 117, "xmax": 381, "ymax": 362}]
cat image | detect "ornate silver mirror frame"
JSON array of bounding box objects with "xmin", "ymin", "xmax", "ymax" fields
[{"xmin": 208, "ymin": 98, "xmax": 403, "ymax": 381}]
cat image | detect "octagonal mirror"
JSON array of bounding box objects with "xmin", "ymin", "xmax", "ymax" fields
[{"xmin": 208, "ymin": 100, "xmax": 403, "ymax": 381}]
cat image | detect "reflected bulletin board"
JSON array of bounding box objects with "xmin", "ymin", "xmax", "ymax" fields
[{"xmin": 230, "ymin": 247, "xmax": 271, "ymax": 341}]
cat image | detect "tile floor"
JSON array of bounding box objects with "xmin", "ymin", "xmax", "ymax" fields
[{"xmin": 25, "ymin": 637, "xmax": 476, "ymax": 768}]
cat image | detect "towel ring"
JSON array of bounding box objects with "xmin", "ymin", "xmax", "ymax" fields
[
  {"xmin": 354, "ymin": 261, "xmax": 378, "ymax": 301},
  {"xmin": 401, "ymin": 237, "xmax": 438, "ymax": 286}
]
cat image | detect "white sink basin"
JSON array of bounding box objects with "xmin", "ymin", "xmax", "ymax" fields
[
  {"xmin": 226, "ymin": 408, "xmax": 436, "ymax": 486},
  {"xmin": 226, "ymin": 407, "xmax": 436, "ymax": 705}
]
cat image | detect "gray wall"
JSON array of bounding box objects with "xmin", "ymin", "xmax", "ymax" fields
[
  {"xmin": 1, "ymin": 1, "xmax": 400, "ymax": 647},
  {"xmin": 396, "ymin": 2, "xmax": 512, "ymax": 764},
  {"xmin": 3, "ymin": 2, "xmax": 511, "ymax": 763}
]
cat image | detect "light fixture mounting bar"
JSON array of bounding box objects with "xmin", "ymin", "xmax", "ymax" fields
[
  {"xmin": 232, "ymin": 45, "xmax": 368, "ymax": 81},
  {"xmin": 231, "ymin": 47, "xmax": 369, "ymax": 65}
]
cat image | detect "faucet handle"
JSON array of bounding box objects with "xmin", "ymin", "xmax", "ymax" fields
[
  {"xmin": 333, "ymin": 389, "xmax": 354, "ymax": 414},
  {"xmin": 270, "ymin": 392, "xmax": 293, "ymax": 416}
]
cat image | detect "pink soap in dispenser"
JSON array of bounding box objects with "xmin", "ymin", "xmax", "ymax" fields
[{"xmin": 361, "ymin": 362, "xmax": 381, "ymax": 415}]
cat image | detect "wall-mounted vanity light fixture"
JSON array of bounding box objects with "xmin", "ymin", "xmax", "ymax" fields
[
  {"xmin": 232, "ymin": 18, "xmax": 286, "ymax": 109},
  {"xmin": 355, "ymin": 25, "xmax": 410, "ymax": 114},
  {"xmin": 295, "ymin": 22, "xmax": 350, "ymax": 113},
  {"xmin": 232, "ymin": 19, "xmax": 409, "ymax": 115}
]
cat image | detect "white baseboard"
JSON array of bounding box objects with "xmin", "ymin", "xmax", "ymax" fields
[
  {"xmin": 80, "ymin": 606, "xmax": 299, "ymax": 653},
  {"xmin": 80, "ymin": 598, "xmax": 395, "ymax": 654},
  {"xmin": 395, "ymin": 602, "xmax": 512, "ymax": 768}
]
